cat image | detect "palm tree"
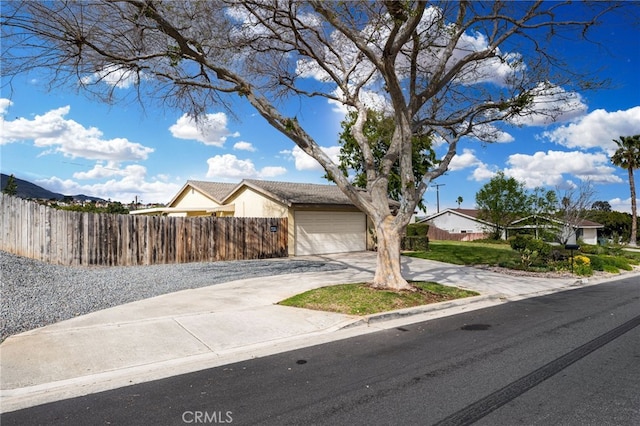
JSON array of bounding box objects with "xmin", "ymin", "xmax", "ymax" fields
[
  {"xmin": 456, "ymin": 196, "xmax": 463, "ymax": 208},
  {"xmin": 611, "ymin": 135, "xmax": 640, "ymax": 246}
]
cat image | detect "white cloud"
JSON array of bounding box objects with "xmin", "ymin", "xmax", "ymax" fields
[
  {"xmin": 541, "ymin": 106, "xmax": 640, "ymax": 154},
  {"xmin": 328, "ymin": 87, "xmax": 392, "ymax": 117},
  {"xmin": 280, "ymin": 145, "xmax": 341, "ymax": 171},
  {"xmin": 37, "ymin": 171, "xmax": 180, "ymax": 204},
  {"xmin": 504, "ymin": 150, "xmax": 621, "ymax": 188},
  {"xmin": 448, "ymin": 148, "xmax": 497, "ymax": 182},
  {"xmin": 81, "ymin": 64, "xmax": 141, "ymax": 89},
  {"xmin": 608, "ymin": 197, "xmax": 639, "ymax": 214},
  {"xmin": 233, "ymin": 141, "xmax": 256, "ymax": 152},
  {"xmin": 169, "ymin": 112, "xmax": 240, "ymax": 147},
  {"xmin": 205, "ymin": 154, "xmax": 286, "ymax": 179},
  {"xmin": 448, "ymin": 148, "xmax": 482, "ymax": 171},
  {"xmin": 0, "ymin": 98, "xmax": 12, "ymax": 115},
  {"xmin": 451, "ymin": 34, "xmax": 524, "ymax": 88},
  {"xmin": 468, "ymin": 123, "xmax": 514, "ymax": 143},
  {"xmin": 0, "ymin": 105, "xmax": 153, "ymax": 161},
  {"xmin": 259, "ymin": 166, "xmax": 288, "ymax": 177},
  {"xmin": 471, "ymin": 163, "xmax": 497, "ymax": 181},
  {"xmin": 72, "ymin": 162, "xmax": 146, "ymax": 180},
  {"xmin": 508, "ymin": 83, "xmax": 588, "ymax": 127}
]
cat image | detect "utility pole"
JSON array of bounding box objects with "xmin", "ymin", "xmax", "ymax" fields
[{"xmin": 432, "ymin": 184, "xmax": 445, "ymax": 213}]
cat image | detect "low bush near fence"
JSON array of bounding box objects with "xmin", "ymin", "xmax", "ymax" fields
[{"xmin": 402, "ymin": 223, "xmax": 429, "ymax": 251}]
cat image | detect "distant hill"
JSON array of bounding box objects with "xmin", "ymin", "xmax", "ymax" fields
[{"xmin": 1, "ymin": 173, "xmax": 106, "ymax": 202}]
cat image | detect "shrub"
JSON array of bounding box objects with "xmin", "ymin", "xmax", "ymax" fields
[
  {"xmin": 587, "ymin": 255, "xmax": 604, "ymax": 271},
  {"xmin": 607, "ymin": 244, "xmax": 624, "ymax": 257},
  {"xmin": 603, "ymin": 255, "xmax": 632, "ymax": 271},
  {"xmin": 401, "ymin": 236, "xmax": 429, "ymax": 251},
  {"xmin": 573, "ymin": 255, "xmax": 592, "ymax": 276},
  {"xmin": 403, "ymin": 223, "xmax": 430, "ymax": 251},
  {"xmin": 498, "ymin": 259, "xmax": 520, "ymax": 269},
  {"xmin": 603, "ymin": 264, "xmax": 620, "ymax": 273},
  {"xmin": 579, "ymin": 244, "xmax": 605, "ymax": 255},
  {"xmin": 550, "ymin": 249, "xmax": 567, "ymax": 262},
  {"xmin": 509, "ymin": 235, "xmax": 552, "ymax": 268},
  {"xmin": 471, "ymin": 238, "xmax": 510, "ymax": 245},
  {"xmin": 406, "ymin": 223, "xmax": 429, "ymax": 236},
  {"xmin": 584, "ymin": 254, "xmax": 633, "ymax": 274}
]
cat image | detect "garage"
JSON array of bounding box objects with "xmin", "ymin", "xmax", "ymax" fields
[{"xmin": 294, "ymin": 210, "xmax": 367, "ymax": 256}]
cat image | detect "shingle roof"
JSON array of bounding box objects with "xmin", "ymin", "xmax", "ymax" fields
[
  {"xmin": 180, "ymin": 179, "xmax": 397, "ymax": 208},
  {"xmin": 422, "ymin": 208, "xmax": 483, "ymax": 221},
  {"xmin": 451, "ymin": 208, "xmax": 481, "ymax": 218},
  {"xmin": 576, "ymin": 219, "xmax": 604, "ymax": 228},
  {"xmin": 240, "ymin": 179, "xmax": 358, "ymax": 206},
  {"xmin": 186, "ymin": 180, "xmax": 237, "ymax": 203}
]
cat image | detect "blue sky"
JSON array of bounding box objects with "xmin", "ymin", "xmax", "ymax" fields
[{"xmin": 1, "ymin": 4, "xmax": 639, "ymax": 213}]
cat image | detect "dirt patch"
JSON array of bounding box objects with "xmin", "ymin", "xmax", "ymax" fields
[
  {"xmin": 473, "ymin": 264, "xmax": 587, "ymax": 279},
  {"xmin": 473, "ymin": 264, "xmax": 639, "ymax": 280}
]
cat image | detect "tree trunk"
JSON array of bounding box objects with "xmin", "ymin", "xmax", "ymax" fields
[
  {"xmin": 370, "ymin": 215, "xmax": 413, "ymax": 291},
  {"xmin": 629, "ymin": 168, "xmax": 637, "ymax": 246}
]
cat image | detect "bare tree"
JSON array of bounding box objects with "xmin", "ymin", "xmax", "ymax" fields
[
  {"xmin": 1, "ymin": 1, "xmax": 620, "ymax": 290},
  {"xmin": 556, "ymin": 181, "xmax": 597, "ymax": 245}
]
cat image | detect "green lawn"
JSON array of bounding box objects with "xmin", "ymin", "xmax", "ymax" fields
[
  {"xmin": 279, "ymin": 240, "xmax": 637, "ymax": 315},
  {"xmin": 405, "ymin": 240, "xmax": 519, "ymax": 266},
  {"xmin": 405, "ymin": 240, "xmax": 639, "ymax": 275},
  {"xmin": 279, "ymin": 282, "xmax": 479, "ymax": 316}
]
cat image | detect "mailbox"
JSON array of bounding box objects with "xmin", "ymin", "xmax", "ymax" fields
[{"xmin": 565, "ymin": 244, "xmax": 580, "ymax": 274}]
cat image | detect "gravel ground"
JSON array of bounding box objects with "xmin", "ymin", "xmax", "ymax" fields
[{"xmin": 0, "ymin": 251, "xmax": 346, "ymax": 342}]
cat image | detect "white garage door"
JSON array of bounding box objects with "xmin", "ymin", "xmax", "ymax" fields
[{"xmin": 295, "ymin": 211, "xmax": 366, "ymax": 256}]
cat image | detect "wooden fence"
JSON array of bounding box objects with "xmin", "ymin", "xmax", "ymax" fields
[
  {"xmin": 0, "ymin": 194, "xmax": 288, "ymax": 266},
  {"xmin": 427, "ymin": 224, "xmax": 488, "ymax": 242}
]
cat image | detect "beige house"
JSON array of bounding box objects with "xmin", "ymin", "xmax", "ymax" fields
[{"xmin": 131, "ymin": 179, "xmax": 378, "ymax": 256}]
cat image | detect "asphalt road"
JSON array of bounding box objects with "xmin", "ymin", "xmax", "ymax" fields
[{"xmin": 2, "ymin": 276, "xmax": 639, "ymax": 425}]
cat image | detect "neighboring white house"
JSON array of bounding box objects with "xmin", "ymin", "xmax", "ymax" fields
[
  {"xmin": 130, "ymin": 179, "xmax": 387, "ymax": 256},
  {"xmin": 509, "ymin": 215, "xmax": 603, "ymax": 245},
  {"xmin": 419, "ymin": 208, "xmax": 497, "ymax": 239},
  {"xmin": 420, "ymin": 208, "xmax": 603, "ymax": 245}
]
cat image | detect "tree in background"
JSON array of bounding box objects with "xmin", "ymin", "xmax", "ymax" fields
[
  {"xmin": 611, "ymin": 135, "xmax": 640, "ymax": 246},
  {"xmin": 475, "ymin": 172, "xmax": 530, "ymax": 239},
  {"xmin": 106, "ymin": 202, "xmax": 130, "ymax": 215},
  {"xmin": 456, "ymin": 196, "xmax": 463, "ymax": 208},
  {"xmin": 526, "ymin": 187, "xmax": 559, "ymax": 239},
  {"xmin": 2, "ymin": 174, "xmax": 18, "ymax": 196},
  {"xmin": 591, "ymin": 201, "xmax": 612, "ymax": 212},
  {"xmin": 329, "ymin": 110, "xmax": 436, "ymax": 211},
  {"xmin": 555, "ymin": 181, "xmax": 596, "ymax": 244},
  {"xmin": 587, "ymin": 209, "xmax": 632, "ymax": 244},
  {"xmin": 1, "ymin": 2, "xmax": 620, "ymax": 290}
]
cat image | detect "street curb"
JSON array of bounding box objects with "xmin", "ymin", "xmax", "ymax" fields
[
  {"xmin": 339, "ymin": 269, "xmax": 640, "ymax": 330},
  {"xmin": 340, "ymin": 294, "xmax": 500, "ymax": 329}
]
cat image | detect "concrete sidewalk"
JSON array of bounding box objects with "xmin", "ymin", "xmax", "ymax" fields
[{"xmin": 0, "ymin": 252, "xmax": 629, "ymax": 412}]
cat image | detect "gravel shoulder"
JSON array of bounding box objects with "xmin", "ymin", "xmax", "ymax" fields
[{"xmin": 0, "ymin": 251, "xmax": 346, "ymax": 342}]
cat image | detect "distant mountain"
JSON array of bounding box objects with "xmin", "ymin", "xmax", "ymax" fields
[{"xmin": 0, "ymin": 173, "xmax": 106, "ymax": 202}]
